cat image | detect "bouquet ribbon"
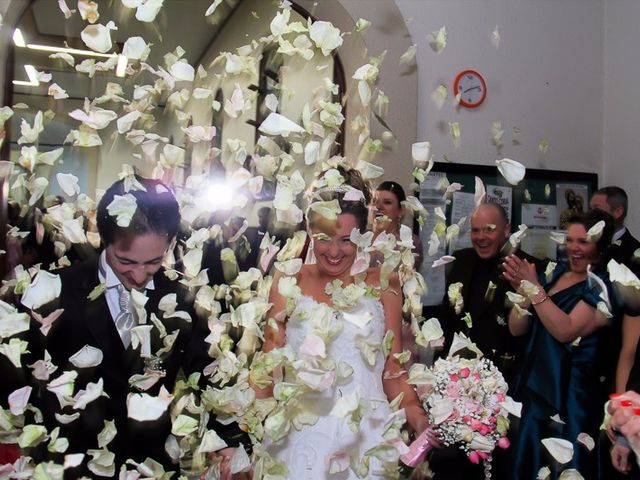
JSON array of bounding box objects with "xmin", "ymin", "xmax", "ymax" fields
[{"xmin": 400, "ymin": 430, "xmax": 433, "ymax": 467}]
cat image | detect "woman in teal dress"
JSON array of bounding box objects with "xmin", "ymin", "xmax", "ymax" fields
[{"xmin": 502, "ymin": 210, "xmax": 616, "ymax": 479}]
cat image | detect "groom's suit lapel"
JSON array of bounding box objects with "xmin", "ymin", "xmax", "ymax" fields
[{"xmin": 73, "ymin": 259, "xmax": 129, "ymax": 386}]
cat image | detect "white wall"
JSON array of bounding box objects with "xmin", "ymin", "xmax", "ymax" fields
[
  {"xmin": 603, "ymin": 0, "xmax": 640, "ymax": 234},
  {"xmin": 395, "ymin": 0, "xmax": 604, "ymax": 177}
]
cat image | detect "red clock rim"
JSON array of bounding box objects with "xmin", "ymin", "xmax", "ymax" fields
[{"xmin": 453, "ymin": 69, "xmax": 487, "ymax": 108}]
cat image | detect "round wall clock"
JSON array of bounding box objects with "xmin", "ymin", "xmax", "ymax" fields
[{"xmin": 453, "ymin": 69, "xmax": 487, "ymax": 108}]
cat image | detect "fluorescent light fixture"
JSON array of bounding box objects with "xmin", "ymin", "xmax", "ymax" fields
[
  {"xmin": 24, "ymin": 65, "xmax": 39, "ymax": 84},
  {"xmin": 12, "ymin": 64, "xmax": 39, "ymax": 87},
  {"xmin": 26, "ymin": 43, "xmax": 117, "ymax": 59},
  {"xmin": 115, "ymin": 54, "xmax": 128, "ymax": 77},
  {"xmin": 12, "ymin": 80, "xmax": 38, "ymax": 87},
  {"xmin": 13, "ymin": 28, "xmax": 26, "ymax": 47}
]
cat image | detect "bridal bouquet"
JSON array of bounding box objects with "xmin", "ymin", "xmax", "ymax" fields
[{"xmin": 403, "ymin": 334, "xmax": 521, "ymax": 478}]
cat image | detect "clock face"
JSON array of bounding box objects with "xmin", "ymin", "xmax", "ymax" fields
[{"xmin": 454, "ymin": 70, "xmax": 487, "ymax": 108}]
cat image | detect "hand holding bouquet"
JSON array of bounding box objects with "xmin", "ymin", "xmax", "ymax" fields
[{"xmin": 402, "ymin": 334, "xmax": 522, "ymax": 477}]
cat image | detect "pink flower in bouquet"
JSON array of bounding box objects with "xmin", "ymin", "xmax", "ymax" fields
[
  {"xmin": 478, "ymin": 451, "xmax": 490, "ymax": 461},
  {"xmin": 470, "ymin": 419, "xmax": 483, "ymax": 431},
  {"xmin": 479, "ymin": 425, "xmax": 491, "ymax": 436},
  {"xmin": 460, "ymin": 367, "xmax": 471, "ymax": 378},
  {"xmin": 446, "ymin": 381, "xmax": 463, "ymax": 398},
  {"xmin": 495, "ymin": 392, "xmax": 505, "ymax": 402},
  {"xmin": 468, "ymin": 451, "xmax": 481, "ymax": 464},
  {"xmin": 498, "ymin": 437, "xmax": 510, "ymax": 449},
  {"xmin": 450, "ymin": 373, "xmax": 459, "ymax": 382},
  {"xmin": 472, "ymin": 372, "xmax": 481, "ymax": 381}
]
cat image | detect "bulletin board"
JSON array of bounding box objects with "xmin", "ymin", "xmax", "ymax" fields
[
  {"xmin": 420, "ymin": 162, "xmax": 598, "ymax": 229},
  {"xmin": 416, "ymin": 162, "xmax": 598, "ymax": 306}
]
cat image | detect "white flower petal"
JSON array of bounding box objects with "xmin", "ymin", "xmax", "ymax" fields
[
  {"xmin": 21, "ymin": 271, "xmax": 62, "ymax": 310},
  {"xmin": 123, "ymin": 36, "xmax": 150, "ymax": 61},
  {"xmin": 421, "ymin": 317, "xmax": 444, "ymax": 343},
  {"xmin": 205, "ymin": 0, "xmax": 223, "ymax": 16},
  {"xmin": 48, "ymin": 83, "xmax": 69, "ymax": 100},
  {"xmin": 73, "ymin": 378, "xmax": 106, "ymax": 410},
  {"xmin": 169, "ymin": 60, "xmax": 195, "ymax": 82},
  {"xmin": 8, "ymin": 386, "xmax": 32, "ymax": 415},
  {"xmin": 496, "ymin": 158, "xmax": 526, "ymax": 186},
  {"xmin": 265, "ymin": 93, "xmax": 279, "ymax": 112},
  {"xmin": 127, "ymin": 386, "xmax": 173, "ymax": 421},
  {"xmin": 135, "ymin": 0, "xmax": 163, "ymax": 22},
  {"xmin": 400, "ymin": 44, "xmax": 417, "ymax": 65},
  {"xmin": 586, "ymin": 220, "xmax": 605, "ymax": 242},
  {"xmin": 309, "ymin": 20, "xmax": 343, "ymax": 56},
  {"xmin": 80, "ymin": 23, "xmax": 114, "ymax": 53},
  {"xmin": 58, "ymin": 0, "xmax": 76, "ymax": 18},
  {"xmin": 576, "ymin": 432, "xmax": 594, "ymax": 451},
  {"xmin": 491, "ymin": 26, "xmax": 501, "ymax": 49},
  {"xmin": 62, "ymin": 218, "xmax": 87, "ymax": 244},
  {"xmin": 432, "ymin": 255, "xmax": 455, "ymax": 268},
  {"xmin": 107, "ymin": 194, "xmax": 137, "ymax": 227},
  {"xmin": 56, "ymin": 173, "xmax": 80, "ymax": 196},
  {"xmin": 116, "ymin": 110, "xmax": 141, "ymax": 134},
  {"xmin": 69, "ymin": 345, "xmax": 103, "ymax": 368},
  {"xmin": 541, "ymin": 437, "xmax": 574, "ymax": 464},
  {"xmin": 428, "ymin": 26, "xmax": 447, "ymax": 53},
  {"xmin": 196, "ymin": 429, "xmax": 228, "ymax": 454},
  {"xmin": 258, "ymin": 112, "xmax": 305, "ymax": 137}
]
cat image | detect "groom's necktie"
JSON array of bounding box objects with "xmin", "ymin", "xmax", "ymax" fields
[{"xmin": 115, "ymin": 284, "xmax": 134, "ymax": 348}]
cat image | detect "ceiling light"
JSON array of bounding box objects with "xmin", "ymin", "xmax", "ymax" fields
[
  {"xmin": 24, "ymin": 65, "xmax": 39, "ymax": 84},
  {"xmin": 13, "ymin": 28, "xmax": 26, "ymax": 47},
  {"xmin": 203, "ymin": 183, "xmax": 234, "ymax": 211},
  {"xmin": 115, "ymin": 54, "xmax": 128, "ymax": 77},
  {"xmin": 26, "ymin": 43, "xmax": 117, "ymax": 59},
  {"xmin": 12, "ymin": 80, "xmax": 38, "ymax": 87}
]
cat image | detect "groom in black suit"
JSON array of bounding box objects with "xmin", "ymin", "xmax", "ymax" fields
[{"xmin": 27, "ymin": 176, "xmax": 247, "ymax": 476}]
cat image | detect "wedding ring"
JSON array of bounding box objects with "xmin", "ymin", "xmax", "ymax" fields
[{"xmin": 514, "ymin": 266, "xmax": 520, "ymax": 274}]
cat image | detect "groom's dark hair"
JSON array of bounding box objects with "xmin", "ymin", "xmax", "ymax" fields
[{"xmin": 96, "ymin": 175, "xmax": 180, "ymax": 246}]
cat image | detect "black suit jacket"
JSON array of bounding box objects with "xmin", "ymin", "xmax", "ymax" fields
[
  {"xmin": 611, "ymin": 229, "xmax": 640, "ymax": 271},
  {"xmin": 27, "ymin": 258, "xmax": 245, "ymax": 474},
  {"xmin": 439, "ymin": 247, "xmax": 543, "ymax": 384}
]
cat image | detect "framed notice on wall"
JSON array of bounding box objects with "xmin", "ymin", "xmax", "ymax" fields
[{"xmin": 415, "ymin": 162, "xmax": 598, "ymax": 306}]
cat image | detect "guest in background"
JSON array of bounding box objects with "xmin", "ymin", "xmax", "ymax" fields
[
  {"xmin": 505, "ymin": 209, "xmax": 616, "ymax": 479},
  {"xmin": 431, "ymin": 202, "xmax": 541, "ymax": 480},
  {"xmin": 440, "ymin": 202, "xmax": 539, "ymax": 387},
  {"xmin": 590, "ymin": 187, "xmax": 640, "ymax": 478},
  {"xmin": 590, "ymin": 187, "xmax": 640, "ymax": 269},
  {"xmin": 373, "ymin": 181, "xmax": 423, "ymax": 270}
]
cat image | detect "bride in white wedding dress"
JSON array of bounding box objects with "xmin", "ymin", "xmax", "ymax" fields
[{"xmin": 253, "ymin": 168, "xmax": 438, "ymax": 479}]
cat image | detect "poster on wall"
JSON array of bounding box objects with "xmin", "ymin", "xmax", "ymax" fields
[
  {"xmin": 556, "ymin": 183, "xmax": 589, "ymax": 230},
  {"xmin": 520, "ymin": 203, "xmax": 559, "ymax": 259},
  {"xmin": 486, "ymin": 184, "xmax": 513, "ymax": 223}
]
